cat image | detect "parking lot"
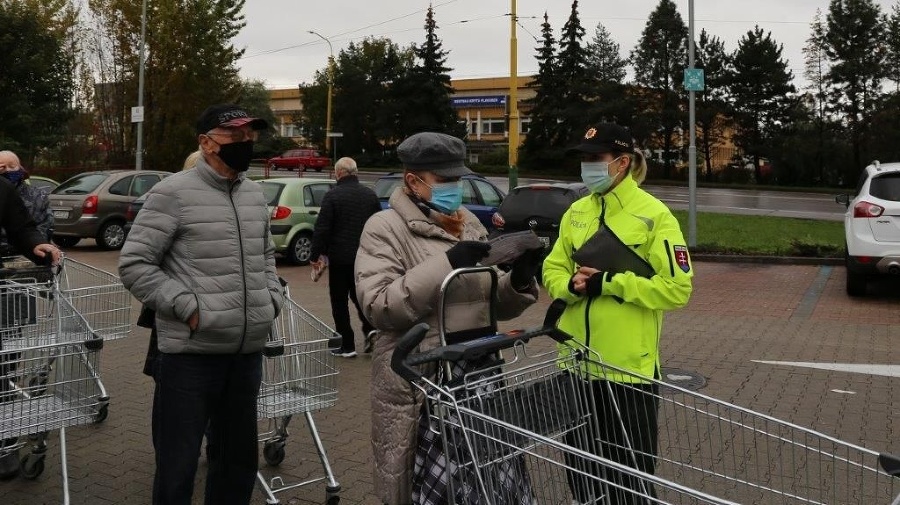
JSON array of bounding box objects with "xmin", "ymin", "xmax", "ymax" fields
[{"xmin": 3, "ymin": 245, "xmax": 900, "ymax": 504}]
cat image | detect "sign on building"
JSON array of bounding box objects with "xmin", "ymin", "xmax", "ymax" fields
[{"xmin": 451, "ymin": 95, "xmax": 507, "ymax": 108}]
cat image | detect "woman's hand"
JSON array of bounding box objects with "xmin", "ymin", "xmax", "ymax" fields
[{"xmin": 571, "ymin": 266, "xmax": 601, "ymax": 294}]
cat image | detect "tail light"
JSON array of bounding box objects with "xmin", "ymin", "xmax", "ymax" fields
[
  {"xmin": 853, "ymin": 201, "xmax": 883, "ymax": 218},
  {"xmin": 271, "ymin": 206, "xmax": 292, "ymax": 220},
  {"xmin": 125, "ymin": 205, "xmax": 135, "ymax": 221},
  {"xmin": 492, "ymin": 212, "xmax": 505, "ymax": 228},
  {"xmin": 82, "ymin": 195, "xmax": 99, "ymax": 215}
]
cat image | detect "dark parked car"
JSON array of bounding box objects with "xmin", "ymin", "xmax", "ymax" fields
[
  {"xmin": 491, "ymin": 182, "xmax": 589, "ymax": 254},
  {"xmin": 373, "ymin": 173, "xmax": 505, "ymax": 231}
]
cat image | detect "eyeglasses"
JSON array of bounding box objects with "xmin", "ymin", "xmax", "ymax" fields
[{"xmin": 205, "ymin": 128, "xmax": 259, "ymax": 143}]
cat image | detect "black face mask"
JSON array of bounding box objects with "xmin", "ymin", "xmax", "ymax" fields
[{"xmin": 216, "ymin": 140, "xmax": 255, "ymax": 172}]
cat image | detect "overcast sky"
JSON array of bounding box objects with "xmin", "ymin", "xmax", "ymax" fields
[{"xmin": 233, "ymin": 0, "xmax": 898, "ymax": 91}]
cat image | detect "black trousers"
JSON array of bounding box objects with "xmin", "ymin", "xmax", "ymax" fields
[
  {"xmin": 151, "ymin": 352, "xmax": 262, "ymax": 505},
  {"xmin": 565, "ymin": 377, "xmax": 660, "ymax": 505},
  {"xmin": 328, "ymin": 263, "xmax": 374, "ymax": 352}
]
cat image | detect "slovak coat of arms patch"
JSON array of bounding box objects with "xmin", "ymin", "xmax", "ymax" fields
[{"xmin": 673, "ymin": 245, "xmax": 691, "ymax": 273}]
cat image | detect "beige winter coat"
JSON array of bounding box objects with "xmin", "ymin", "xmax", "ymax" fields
[{"xmin": 355, "ymin": 188, "xmax": 537, "ymax": 505}]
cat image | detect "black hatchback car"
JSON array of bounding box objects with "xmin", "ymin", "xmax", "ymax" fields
[{"xmin": 491, "ymin": 182, "xmax": 589, "ymax": 254}]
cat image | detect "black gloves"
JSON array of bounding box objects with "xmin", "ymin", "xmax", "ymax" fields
[
  {"xmin": 510, "ymin": 247, "xmax": 544, "ymax": 291},
  {"xmin": 584, "ymin": 271, "xmax": 616, "ymax": 297},
  {"xmin": 446, "ymin": 240, "xmax": 491, "ymax": 269}
]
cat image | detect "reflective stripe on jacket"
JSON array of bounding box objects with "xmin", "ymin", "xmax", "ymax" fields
[{"xmin": 542, "ymin": 175, "xmax": 693, "ymax": 382}]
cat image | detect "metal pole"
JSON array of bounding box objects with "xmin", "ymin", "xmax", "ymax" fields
[
  {"xmin": 309, "ymin": 31, "xmax": 334, "ymax": 152},
  {"xmin": 687, "ymin": 0, "xmax": 697, "ymax": 247},
  {"xmin": 507, "ymin": 0, "xmax": 519, "ymax": 190},
  {"xmin": 135, "ymin": 0, "xmax": 147, "ymax": 170}
]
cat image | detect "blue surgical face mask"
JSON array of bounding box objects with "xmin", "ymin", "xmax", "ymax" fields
[
  {"xmin": 420, "ymin": 177, "xmax": 463, "ymax": 214},
  {"xmin": 581, "ymin": 157, "xmax": 622, "ymax": 194}
]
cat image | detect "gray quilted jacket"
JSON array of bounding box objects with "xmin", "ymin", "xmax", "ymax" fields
[
  {"xmin": 118, "ymin": 159, "xmax": 283, "ymax": 354},
  {"xmin": 355, "ymin": 188, "xmax": 537, "ymax": 504}
]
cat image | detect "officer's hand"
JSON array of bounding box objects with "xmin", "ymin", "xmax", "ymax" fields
[
  {"xmin": 446, "ymin": 241, "xmax": 491, "ymax": 269},
  {"xmin": 510, "ymin": 247, "xmax": 543, "ymax": 291},
  {"xmin": 570, "ymin": 266, "xmax": 601, "ymax": 295}
]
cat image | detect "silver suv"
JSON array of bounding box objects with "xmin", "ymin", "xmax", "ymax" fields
[
  {"xmin": 50, "ymin": 170, "xmax": 170, "ymax": 250},
  {"xmin": 835, "ymin": 161, "xmax": 900, "ymax": 296}
]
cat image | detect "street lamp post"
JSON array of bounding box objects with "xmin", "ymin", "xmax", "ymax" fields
[
  {"xmin": 507, "ymin": 0, "xmax": 519, "ymax": 189},
  {"xmin": 308, "ymin": 31, "xmax": 334, "ymax": 154},
  {"xmin": 135, "ymin": 0, "xmax": 148, "ymax": 170}
]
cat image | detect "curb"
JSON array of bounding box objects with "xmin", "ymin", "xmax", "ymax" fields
[{"xmin": 692, "ymin": 254, "xmax": 842, "ymax": 266}]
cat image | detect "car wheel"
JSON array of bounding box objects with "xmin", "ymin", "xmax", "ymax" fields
[
  {"xmin": 97, "ymin": 220, "xmax": 127, "ymax": 250},
  {"xmin": 315, "ymin": 167, "xmax": 323, "ymax": 173},
  {"xmin": 846, "ymin": 268, "xmax": 867, "ymax": 297},
  {"xmin": 53, "ymin": 236, "xmax": 81, "ymax": 248},
  {"xmin": 287, "ymin": 232, "xmax": 313, "ymax": 265}
]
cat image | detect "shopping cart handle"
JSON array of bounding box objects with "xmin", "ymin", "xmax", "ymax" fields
[
  {"xmin": 391, "ymin": 323, "xmax": 431, "ymax": 382},
  {"xmin": 879, "ymin": 453, "xmax": 900, "ymax": 477}
]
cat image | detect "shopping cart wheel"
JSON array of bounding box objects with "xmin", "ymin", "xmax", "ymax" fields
[
  {"xmin": 263, "ymin": 441, "xmax": 286, "ymax": 466},
  {"xmin": 20, "ymin": 454, "xmax": 45, "ymax": 480},
  {"xmin": 325, "ymin": 495, "xmax": 340, "ymax": 505},
  {"xmin": 93, "ymin": 404, "xmax": 109, "ymax": 424}
]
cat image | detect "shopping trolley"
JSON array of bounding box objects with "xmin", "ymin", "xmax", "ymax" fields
[
  {"xmin": 1, "ymin": 258, "xmax": 108, "ymax": 505},
  {"xmin": 54, "ymin": 256, "xmax": 132, "ymax": 340},
  {"xmin": 391, "ymin": 267, "xmax": 900, "ymax": 504},
  {"xmin": 256, "ymin": 290, "xmax": 343, "ymax": 505}
]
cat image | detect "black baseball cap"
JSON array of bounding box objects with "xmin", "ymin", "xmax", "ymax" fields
[
  {"xmin": 568, "ymin": 123, "xmax": 634, "ymax": 154},
  {"xmin": 195, "ymin": 104, "xmax": 268, "ymax": 135}
]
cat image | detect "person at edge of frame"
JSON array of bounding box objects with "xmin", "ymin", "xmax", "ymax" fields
[
  {"xmin": 0, "ymin": 177, "xmax": 61, "ymax": 479},
  {"xmin": 118, "ymin": 104, "xmax": 283, "ymax": 505},
  {"xmin": 542, "ymin": 122, "xmax": 694, "ymax": 505}
]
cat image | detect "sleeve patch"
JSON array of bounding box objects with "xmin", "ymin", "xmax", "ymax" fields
[{"xmin": 673, "ymin": 245, "xmax": 691, "ymax": 273}]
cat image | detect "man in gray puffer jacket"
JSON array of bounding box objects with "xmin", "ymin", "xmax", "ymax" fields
[{"xmin": 119, "ymin": 104, "xmax": 283, "ymax": 505}]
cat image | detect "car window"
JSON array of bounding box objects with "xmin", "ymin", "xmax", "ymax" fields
[
  {"xmin": 258, "ymin": 182, "xmax": 284, "ymax": 206},
  {"xmin": 131, "ymin": 174, "xmax": 161, "ymax": 197},
  {"xmin": 472, "ymin": 180, "xmax": 502, "ymax": 207},
  {"xmin": 108, "ymin": 175, "xmax": 133, "ymax": 196},
  {"xmin": 53, "ymin": 173, "xmax": 109, "ymax": 195},
  {"xmin": 28, "ymin": 179, "xmax": 56, "ymax": 192},
  {"xmin": 461, "ymin": 180, "xmax": 478, "ymax": 205},
  {"xmin": 869, "ymin": 173, "xmax": 900, "ymax": 202},
  {"xmin": 304, "ymin": 183, "xmax": 332, "ymax": 207},
  {"xmin": 855, "ymin": 170, "xmax": 869, "ymax": 195},
  {"xmin": 374, "ymin": 177, "xmax": 401, "ymax": 199}
]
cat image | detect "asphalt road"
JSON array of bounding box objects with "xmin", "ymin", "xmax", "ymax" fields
[{"xmin": 250, "ymin": 167, "xmax": 847, "ymax": 222}]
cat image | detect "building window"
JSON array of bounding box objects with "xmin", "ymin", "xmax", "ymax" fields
[
  {"xmin": 519, "ymin": 117, "xmax": 531, "ymax": 134},
  {"xmin": 482, "ymin": 119, "xmax": 505, "ymax": 135},
  {"xmin": 282, "ymin": 124, "xmax": 297, "ymax": 137}
]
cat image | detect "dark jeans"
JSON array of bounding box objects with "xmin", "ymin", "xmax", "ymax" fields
[
  {"xmin": 152, "ymin": 351, "xmax": 262, "ymax": 505},
  {"xmin": 328, "ymin": 263, "xmax": 374, "ymax": 352},
  {"xmin": 565, "ymin": 377, "xmax": 660, "ymax": 505}
]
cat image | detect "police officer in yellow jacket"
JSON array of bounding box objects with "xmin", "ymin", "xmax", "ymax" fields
[{"xmin": 543, "ymin": 123, "xmax": 693, "ymax": 504}]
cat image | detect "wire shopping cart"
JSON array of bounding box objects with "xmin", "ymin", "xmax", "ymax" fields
[
  {"xmin": 255, "ymin": 290, "xmax": 343, "ymax": 505},
  {"xmin": 54, "ymin": 257, "xmax": 132, "ymax": 340},
  {"xmin": 390, "ymin": 267, "xmax": 900, "ymax": 504},
  {"xmin": 1, "ymin": 258, "xmax": 108, "ymax": 505}
]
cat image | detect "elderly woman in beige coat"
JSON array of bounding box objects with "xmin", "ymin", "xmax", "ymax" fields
[{"xmin": 355, "ymin": 132, "xmax": 543, "ymax": 504}]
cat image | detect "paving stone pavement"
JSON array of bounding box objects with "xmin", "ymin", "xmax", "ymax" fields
[{"xmin": 2, "ymin": 249, "xmax": 899, "ymax": 504}]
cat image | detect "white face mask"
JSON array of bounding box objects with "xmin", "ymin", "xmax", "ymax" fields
[{"xmin": 581, "ymin": 157, "xmax": 622, "ymax": 194}]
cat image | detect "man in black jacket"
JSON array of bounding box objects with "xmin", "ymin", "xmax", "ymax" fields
[
  {"xmin": 0, "ymin": 177, "xmax": 60, "ymax": 479},
  {"xmin": 310, "ymin": 157, "xmax": 381, "ymax": 357}
]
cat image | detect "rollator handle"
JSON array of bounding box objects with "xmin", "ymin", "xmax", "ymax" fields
[
  {"xmin": 543, "ymin": 298, "xmax": 573, "ymax": 343},
  {"xmin": 391, "ymin": 323, "xmax": 431, "ymax": 382}
]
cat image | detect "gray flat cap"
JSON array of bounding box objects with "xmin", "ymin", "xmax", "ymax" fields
[{"xmin": 397, "ymin": 132, "xmax": 473, "ymax": 178}]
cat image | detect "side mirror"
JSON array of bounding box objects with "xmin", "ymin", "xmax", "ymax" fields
[{"xmin": 835, "ymin": 194, "xmax": 849, "ymax": 207}]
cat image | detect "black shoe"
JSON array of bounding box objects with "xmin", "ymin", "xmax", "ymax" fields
[
  {"xmin": 330, "ymin": 349, "xmax": 357, "ymax": 358},
  {"xmin": 363, "ymin": 330, "xmax": 377, "ymax": 353},
  {"xmin": 0, "ymin": 450, "xmax": 20, "ymax": 480}
]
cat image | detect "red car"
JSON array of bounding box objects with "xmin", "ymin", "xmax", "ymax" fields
[{"xmin": 267, "ymin": 149, "xmax": 331, "ymax": 172}]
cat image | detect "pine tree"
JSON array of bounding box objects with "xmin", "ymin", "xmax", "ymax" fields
[
  {"xmin": 729, "ymin": 26, "xmax": 796, "ymax": 184},
  {"xmin": 631, "ymin": 0, "xmax": 688, "ymax": 179},
  {"xmin": 884, "ymin": 4, "xmax": 900, "ymax": 92},
  {"xmin": 822, "ymin": 0, "xmax": 886, "ymax": 178},
  {"xmin": 554, "ymin": 0, "xmax": 591, "ymax": 147},
  {"xmin": 802, "ymin": 9, "xmax": 831, "ymax": 183},
  {"xmin": 392, "ymin": 6, "xmax": 465, "ymax": 139},
  {"xmin": 694, "ymin": 29, "xmax": 731, "ymax": 182},
  {"xmin": 521, "ymin": 12, "xmax": 560, "ymax": 162},
  {"xmin": 583, "ymin": 22, "xmax": 629, "ymax": 125}
]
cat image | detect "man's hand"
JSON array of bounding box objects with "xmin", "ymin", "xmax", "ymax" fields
[
  {"xmin": 32, "ymin": 243, "xmax": 61, "ymax": 266},
  {"xmin": 187, "ymin": 311, "xmax": 199, "ymax": 331}
]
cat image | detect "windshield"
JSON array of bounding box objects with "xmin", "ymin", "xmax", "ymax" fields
[
  {"xmin": 374, "ymin": 177, "xmax": 402, "ymax": 199},
  {"xmin": 258, "ymin": 182, "xmax": 285, "ymax": 206},
  {"xmin": 52, "ymin": 173, "xmax": 109, "ymax": 195}
]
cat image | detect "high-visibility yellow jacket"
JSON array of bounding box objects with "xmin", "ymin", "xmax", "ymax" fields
[{"xmin": 543, "ymin": 175, "xmax": 693, "ymax": 382}]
